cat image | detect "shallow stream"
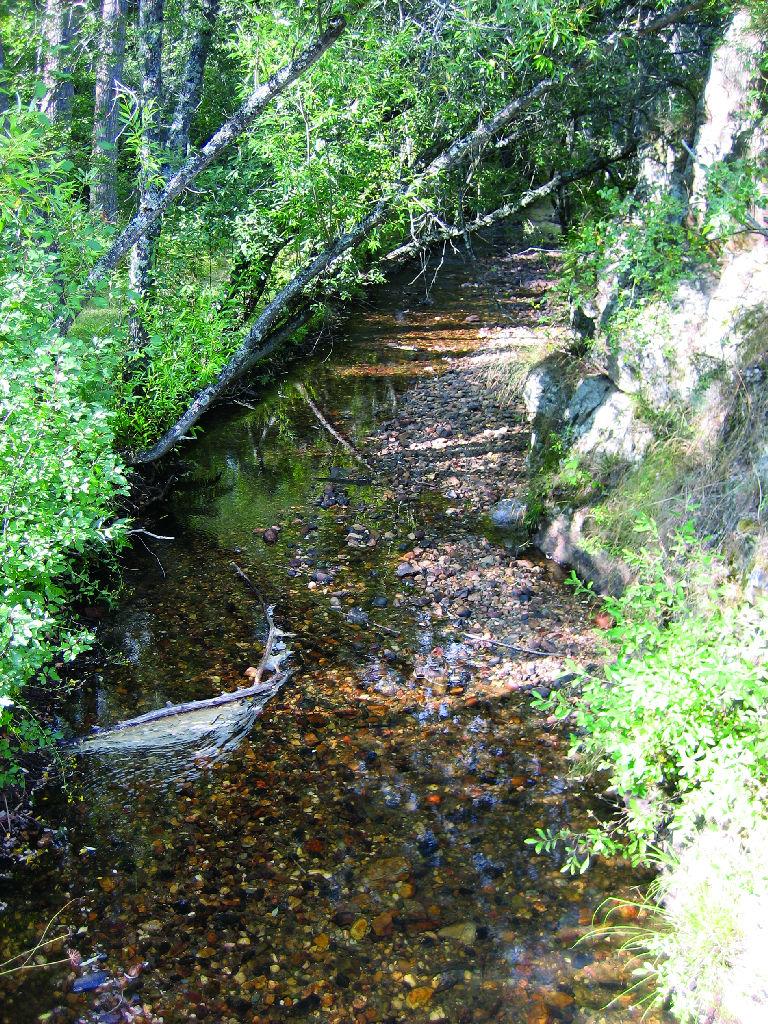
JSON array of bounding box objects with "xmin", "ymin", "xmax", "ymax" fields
[{"xmin": 0, "ymin": 249, "xmax": 666, "ymax": 1024}]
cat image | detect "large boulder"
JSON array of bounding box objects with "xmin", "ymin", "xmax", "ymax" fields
[
  {"xmin": 522, "ymin": 353, "xmax": 575, "ymax": 453},
  {"xmin": 566, "ymin": 378, "xmax": 653, "ymax": 463}
]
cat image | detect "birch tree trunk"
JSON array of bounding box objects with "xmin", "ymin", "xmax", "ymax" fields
[
  {"xmin": 0, "ymin": 31, "xmax": 8, "ymax": 117},
  {"xmin": 52, "ymin": 17, "xmax": 347, "ymax": 337},
  {"xmin": 92, "ymin": 0, "xmax": 127, "ymax": 222},
  {"xmin": 129, "ymin": 0, "xmax": 165, "ymax": 349},
  {"xmin": 40, "ymin": 0, "xmax": 75, "ymax": 123},
  {"xmin": 131, "ymin": 1, "xmax": 705, "ymax": 464},
  {"xmin": 132, "ymin": 75, "xmax": 559, "ymax": 462},
  {"xmin": 166, "ymin": 0, "xmax": 221, "ymax": 159}
]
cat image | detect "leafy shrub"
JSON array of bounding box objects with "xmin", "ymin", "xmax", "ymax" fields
[
  {"xmin": 531, "ymin": 518, "xmax": 768, "ymax": 866},
  {"xmin": 560, "ymin": 187, "xmax": 711, "ymax": 319},
  {"xmin": 0, "ymin": 111, "xmax": 129, "ymax": 788},
  {"xmin": 649, "ymin": 808, "xmax": 768, "ymax": 1024}
]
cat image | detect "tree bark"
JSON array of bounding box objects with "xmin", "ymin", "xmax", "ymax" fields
[
  {"xmin": 384, "ymin": 140, "xmax": 641, "ymax": 266},
  {"xmin": 0, "ymin": 30, "xmax": 8, "ymax": 117},
  {"xmin": 166, "ymin": 0, "xmax": 221, "ymax": 159},
  {"xmin": 91, "ymin": 0, "xmax": 127, "ymax": 222},
  {"xmin": 130, "ymin": 1, "xmax": 706, "ymax": 463},
  {"xmin": 52, "ymin": 16, "xmax": 347, "ymax": 337},
  {"xmin": 129, "ymin": 0, "xmax": 165, "ymax": 350},
  {"xmin": 40, "ymin": 0, "xmax": 75, "ymax": 123}
]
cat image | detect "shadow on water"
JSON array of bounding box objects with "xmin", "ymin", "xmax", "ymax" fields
[{"xmin": 0, "ymin": 248, "xmax": 666, "ymax": 1024}]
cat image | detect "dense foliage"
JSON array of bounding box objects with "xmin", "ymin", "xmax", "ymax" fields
[
  {"xmin": 0, "ymin": 0, "xmax": 728, "ymax": 786},
  {"xmin": 0, "ymin": 109, "xmax": 129, "ymax": 786},
  {"xmin": 2, "ymin": 2, "xmax": 766, "ymax": 1019}
]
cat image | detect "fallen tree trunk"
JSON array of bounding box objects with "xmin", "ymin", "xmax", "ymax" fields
[
  {"xmin": 384, "ymin": 140, "xmax": 640, "ymax": 266},
  {"xmin": 133, "ymin": 140, "xmax": 637, "ymax": 463},
  {"xmin": 131, "ymin": 79, "xmax": 560, "ymax": 462},
  {"xmin": 74, "ymin": 588, "xmax": 291, "ymax": 752},
  {"xmin": 53, "ymin": 17, "xmax": 346, "ymax": 336}
]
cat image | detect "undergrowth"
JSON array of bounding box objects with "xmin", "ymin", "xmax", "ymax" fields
[{"xmin": 527, "ymin": 516, "xmax": 768, "ymax": 1020}]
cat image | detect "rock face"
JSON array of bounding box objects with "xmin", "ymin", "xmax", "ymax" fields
[
  {"xmin": 522, "ymin": 366, "xmax": 653, "ymax": 470},
  {"xmin": 536, "ymin": 511, "xmax": 633, "ymax": 597},
  {"xmin": 522, "ymin": 9, "xmax": 768, "ymax": 593},
  {"xmin": 690, "ymin": 9, "xmax": 767, "ymax": 219},
  {"xmin": 600, "ymin": 248, "xmax": 768, "ymax": 414},
  {"xmin": 522, "ymin": 354, "xmax": 574, "ymax": 453},
  {"xmin": 506, "ymin": 196, "xmax": 562, "ymax": 243},
  {"xmin": 568, "ymin": 381, "xmax": 653, "ymax": 463}
]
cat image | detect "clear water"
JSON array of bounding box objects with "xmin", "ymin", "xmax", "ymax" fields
[{"xmin": 0, "ymin": 248, "xmax": 668, "ymax": 1024}]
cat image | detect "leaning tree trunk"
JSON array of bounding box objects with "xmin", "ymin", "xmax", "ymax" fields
[
  {"xmin": 166, "ymin": 0, "xmax": 221, "ymax": 159},
  {"xmin": 127, "ymin": 0, "xmax": 221, "ymax": 350},
  {"xmin": 129, "ymin": 0, "xmax": 165, "ymax": 350},
  {"xmin": 92, "ymin": 0, "xmax": 127, "ymax": 222},
  {"xmin": 52, "ymin": 17, "xmax": 347, "ymax": 337},
  {"xmin": 131, "ymin": 0, "xmax": 707, "ymax": 464},
  {"xmin": 131, "ymin": 74, "xmax": 560, "ymax": 462}
]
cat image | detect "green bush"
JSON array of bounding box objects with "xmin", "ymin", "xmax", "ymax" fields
[
  {"xmin": 530, "ymin": 518, "xmax": 768, "ymax": 868},
  {"xmin": 560, "ymin": 187, "xmax": 712, "ymax": 322},
  {"xmin": 0, "ymin": 111, "xmax": 129, "ymax": 788}
]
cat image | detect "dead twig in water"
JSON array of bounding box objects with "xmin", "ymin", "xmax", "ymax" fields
[
  {"xmin": 370, "ymin": 622, "xmax": 401, "ymax": 638},
  {"xmin": 463, "ymin": 632, "xmax": 557, "ymax": 657},
  {"xmin": 252, "ymin": 605, "xmax": 280, "ymax": 685},
  {"xmin": 128, "ymin": 528, "xmax": 175, "ymax": 541},
  {"xmin": 0, "ymin": 901, "xmax": 76, "ymax": 977},
  {"xmin": 316, "ymin": 475, "xmax": 373, "ymax": 485},
  {"xmin": 296, "ymin": 383, "xmax": 374, "ymax": 472},
  {"xmin": 231, "ymin": 561, "xmax": 261, "ymax": 596},
  {"xmin": 231, "ymin": 563, "xmax": 293, "ymax": 683},
  {"xmin": 136, "ymin": 536, "xmax": 166, "ymax": 578}
]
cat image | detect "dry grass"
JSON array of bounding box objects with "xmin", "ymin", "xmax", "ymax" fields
[{"xmin": 478, "ymin": 323, "xmax": 570, "ymax": 407}]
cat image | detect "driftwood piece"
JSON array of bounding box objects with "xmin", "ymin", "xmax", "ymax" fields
[
  {"xmin": 85, "ymin": 670, "xmax": 292, "ymax": 737},
  {"xmin": 75, "ymin": 590, "xmax": 291, "ymax": 749}
]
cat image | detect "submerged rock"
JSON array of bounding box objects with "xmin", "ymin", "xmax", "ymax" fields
[
  {"xmin": 489, "ymin": 498, "xmax": 527, "ymax": 527},
  {"xmin": 71, "ymin": 970, "xmax": 110, "ymax": 993},
  {"xmin": 438, "ymin": 922, "xmax": 478, "ymax": 945}
]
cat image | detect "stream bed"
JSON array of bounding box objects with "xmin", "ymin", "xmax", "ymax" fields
[{"xmin": 0, "ymin": 246, "xmax": 667, "ymax": 1024}]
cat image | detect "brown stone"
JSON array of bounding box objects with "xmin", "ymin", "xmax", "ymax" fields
[{"xmin": 405, "ymin": 987, "xmax": 434, "ymax": 1010}]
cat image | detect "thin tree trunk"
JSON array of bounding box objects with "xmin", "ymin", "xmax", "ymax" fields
[
  {"xmin": 130, "ymin": 1, "xmax": 704, "ymax": 464},
  {"xmin": 0, "ymin": 31, "xmax": 8, "ymax": 116},
  {"xmin": 384, "ymin": 140, "xmax": 640, "ymax": 266},
  {"xmin": 166, "ymin": 0, "xmax": 221, "ymax": 158},
  {"xmin": 52, "ymin": 16, "xmax": 347, "ymax": 337},
  {"xmin": 40, "ymin": 0, "xmax": 73, "ymax": 123},
  {"xmin": 92, "ymin": 0, "xmax": 127, "ymax": 222},
  {"xmin": 129, "ymin": 0, "xmax": 165, "ymax": 350},
  {"xmin": 131, "ymin": 76, "xmax": 559, "ymax": 462}
]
